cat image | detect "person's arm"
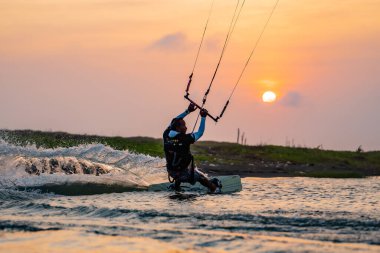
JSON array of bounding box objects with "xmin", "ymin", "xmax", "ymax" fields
[
  {"xmin": 168, "ymin": 103, "xmax": 197, "ymax": 128},
  {"xmin": 191, "ymin": 116, "xmax": 206, "ymax": 141},
  {"xmin": 191, "ymin": 109, "xmax": 207, "ymax": 142},
  {"xmin": 175, "ymin": 103, "xmax": 197, "ymax": 119},
  {"xmin": 174, "ymin": 110, "xmax": 190, "ymax": 120}
]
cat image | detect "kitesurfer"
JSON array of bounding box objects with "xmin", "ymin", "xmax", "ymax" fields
[{"xmin": 163, "ymin": 103, "xmax": 222, "ymax": 193}]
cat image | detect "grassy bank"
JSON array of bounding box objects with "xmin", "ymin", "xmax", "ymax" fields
[{"xmin": 1, "ymin": 129, "xmax": 379, "ymax": 178}]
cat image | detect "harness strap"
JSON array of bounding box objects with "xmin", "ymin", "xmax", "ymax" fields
[{"xmin": 190, "ymin": 156, "xmax": 195, "ymax": 184}]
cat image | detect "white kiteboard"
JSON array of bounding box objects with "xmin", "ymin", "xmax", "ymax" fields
[{"xmin": 148, "ymin": 175, "xmax": 242, "ymax": 194}]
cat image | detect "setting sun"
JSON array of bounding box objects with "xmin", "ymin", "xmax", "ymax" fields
[{"xmin": 262, "ymin": 91, "xmax": 277, "ymax": 103}]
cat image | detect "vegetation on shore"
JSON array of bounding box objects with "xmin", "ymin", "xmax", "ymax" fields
[{"xmin": 1, "ymin": 129, "xmax": 379, "ymax": 178}]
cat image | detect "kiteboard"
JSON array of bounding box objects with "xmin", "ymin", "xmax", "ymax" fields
[{"xmin": 148, "ymin": 175, "xmax": 242, "ymax": 194}]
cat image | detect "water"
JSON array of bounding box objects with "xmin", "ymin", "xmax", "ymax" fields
[{"xmin": 0, "ymin": 141, "xmax": 379, "ymax": 252}]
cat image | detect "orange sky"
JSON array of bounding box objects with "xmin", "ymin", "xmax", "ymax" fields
[{"xmin": 1, "ymin": 0, "xmax": 380, "ymax": 150}]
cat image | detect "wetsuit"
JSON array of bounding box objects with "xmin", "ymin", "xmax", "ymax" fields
[{"xmin": 163, "ymin": 110, "xmax": 208, "ymax": 186}]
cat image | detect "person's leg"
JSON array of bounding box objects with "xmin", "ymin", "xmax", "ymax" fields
[
  {"xmin": 168, "ymin": 170, "xmax": 182, "ymax": 191},
  {"xmin": 170, "ymin": 170, "xmax": 195, "ymax": 191},
  {"xmin": 199, "ymin": 176, "xmax": 217, "ymax": 192},
  {"xmin": 193, "ymin": 169, "xmax": 217, "ymax": 192},
  {"xmin": 172, "ymin": 168, "xmax": 221, "ymax": 193},
  {"xmin": 174, "ymin": 180, "xmax": 181, "ymax": 191}
]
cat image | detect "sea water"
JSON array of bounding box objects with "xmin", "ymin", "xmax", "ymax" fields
[{"xmin": 0, "ymin": 142, "xmax": 379, "ymax": 253}]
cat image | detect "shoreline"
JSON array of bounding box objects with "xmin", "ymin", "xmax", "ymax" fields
[
  {"xmin": 199, "ymin": 162, "xmax": 375, "ymax": 178},
  {"xmin": 1, "ymin": 129, "xmax": 379, "ymax": 178}
]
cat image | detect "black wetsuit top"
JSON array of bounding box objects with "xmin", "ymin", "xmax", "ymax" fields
[{"xmin": 163, "ymin": 127, "xmax": 195, "ymax": 172}]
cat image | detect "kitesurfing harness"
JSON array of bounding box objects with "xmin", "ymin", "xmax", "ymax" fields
[{"xmin": 163, "ymin": 126, "xmax": 196, "ymax": 184}]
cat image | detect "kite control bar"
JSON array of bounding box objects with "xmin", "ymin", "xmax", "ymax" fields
[
  {"xmin": 182, "ymin": 0, "xmax": 279, "ymax": 128},
  {"xmin": 184, "ymin": 93, "xmax": 219, "ymax": 122}
]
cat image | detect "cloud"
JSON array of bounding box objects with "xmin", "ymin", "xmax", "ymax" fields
[
  {"xmin": 205, "ymin": 36, "xmax": 221, "ymax": 52},
  {"xmin": 149, "ymin": 32, "xmax": 188, "ymax": 51},
  {"xmin": 280, "ymin": 91, "xmax": 302, "ymax": 107}
]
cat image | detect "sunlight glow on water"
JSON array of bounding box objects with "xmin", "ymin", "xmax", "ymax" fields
[
  {"xmin": 0, "ymin": 142, "xmax": 379, "ymax": 252},
  {"xmin": 1, "ymin": 177, "xmax": 379, "ymax": 252}
]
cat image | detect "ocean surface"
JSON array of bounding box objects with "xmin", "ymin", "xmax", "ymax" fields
[{"xmin": 0, "ymin": 141, "xmax": 379, "ymax": 253}]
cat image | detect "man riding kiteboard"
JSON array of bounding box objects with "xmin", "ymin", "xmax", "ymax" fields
[{"xmin": 163, "ymin": 103, "xmax": 222, "ymax": 193}]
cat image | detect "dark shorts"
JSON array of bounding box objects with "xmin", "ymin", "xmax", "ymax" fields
[{"xmin": 168, "ymin": 168, "xmax": 208, "ymax": 185}]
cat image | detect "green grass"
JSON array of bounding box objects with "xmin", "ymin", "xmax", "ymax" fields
[
  {"xmin": 1, "ymin": 129, "xmax": 380, "ymax": 178},
  {"xmin": 102, "ymin": 136, "xmax": 163, "ymax": 157},
  {"xmin": 0, "ymin": 130, "xmax": 163, "ymax": 157}
]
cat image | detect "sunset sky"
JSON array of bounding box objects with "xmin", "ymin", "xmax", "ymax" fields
[{"xmin": 1, "ymin": 0, "xmax": 379, "ymax": 150}]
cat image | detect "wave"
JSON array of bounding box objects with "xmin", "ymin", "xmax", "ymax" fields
[
  {"xmin": 0, "ymin": 140, "xmax": 167, "ymax": 195},
  {"xmin": 16, "ymin": 176, "xmax": 147, "ymax": 195},
  {"xmin": 1, "ymin": 156, "xmax": 123, "ymax": 176},
  {"xmin": 0, "ymin": 220, "xmax": 61, "ymax": 232},
  {"xmin": 1, "ymin": 202, "xmax": 379, "ymax": 245}
]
